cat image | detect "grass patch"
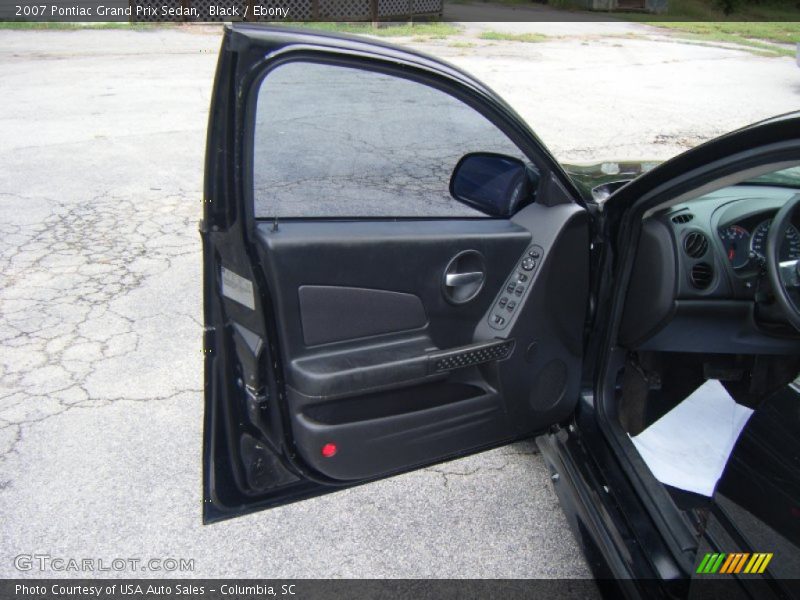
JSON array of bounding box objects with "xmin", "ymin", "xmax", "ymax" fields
[
  {"xmin": 644, "ymin": 22, "xmax": 799, "ymax": 57},
  {"xmin": 649, "ymin": 22, "xmax": 800, "ymax": 45},
  {"xmin": 605, "ymin": 0, "xmax": 800, "ymax": 58},
  {"xmin": 285, "ymin": 21, "xmax": 461, "ymax": 39},
  {"xmin": 605, "ymin": 0, "xmax": 800, "ymax": 20},
  {"xmin": 0, "ymin": 21, "xmax": 161, "ymax": 30},
  {"xmin": 683, "ymin": 37, "xmax": 794, "ymax": 58},
  {"xmin": 0, "ymin": 20, "xmax": 460, "ymax": 38},
  {"xmin": 445, "ymin": 0, "xmax": 541, "ymax": 4},
  {"xmin": 546, "ymin": 0, "xmax": 589, "ymax": 9},
  {"xmin": 479, "ymin": 31, "xmax": 549, "ymax": 43},
  {"xmin": 449, "ymin": 40, "xmax": 476, "ymax": 48},
  {"xmin": 0, "ymin": 20, "xmax": 460, "ymax": 40}
]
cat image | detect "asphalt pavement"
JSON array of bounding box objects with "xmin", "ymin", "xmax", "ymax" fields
[{"xmin": 0, "ymin": 21, "xmax": 798, "ymax": 579}]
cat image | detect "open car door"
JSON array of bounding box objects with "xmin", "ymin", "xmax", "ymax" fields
[{"xmin": 202, "ymin": 24, "xmax": 591, "ymax": 523}]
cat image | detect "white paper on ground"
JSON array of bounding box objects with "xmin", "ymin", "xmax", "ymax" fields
[{"xmin": 630, "ymin": 379, "xmax": 754, "ymax": 497}]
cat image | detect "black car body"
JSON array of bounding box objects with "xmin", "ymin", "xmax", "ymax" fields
[{"xmin": 201, "ymin": 24, "xmax": 800, "ymax": 597}]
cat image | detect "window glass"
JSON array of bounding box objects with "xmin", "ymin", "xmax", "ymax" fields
[{"xmin": 253, "ymin": 62, "xmax": 528, "ymax": 218}]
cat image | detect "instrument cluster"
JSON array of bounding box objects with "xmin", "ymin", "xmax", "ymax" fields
[{"xmin": 718, "ymin": 215, "xmax": 800, "ymax": 271}]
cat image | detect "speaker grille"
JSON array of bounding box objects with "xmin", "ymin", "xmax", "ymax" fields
[
  {"xmin": 530, "ymin": 360, "xmax": 567, "ymax": 410},
  {"xmin": 433, "ymin": 340, "xmax": 514, "ymax": 372}
]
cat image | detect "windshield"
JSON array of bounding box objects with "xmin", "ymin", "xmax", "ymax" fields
[{"xmin": 748, "ymin": 166, "xmax": 800, "ymax": 189}]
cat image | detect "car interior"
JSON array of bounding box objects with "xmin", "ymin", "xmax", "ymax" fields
[{"xmin": 609, "ymin": 165, "xmax": 800, "ymax": 574}]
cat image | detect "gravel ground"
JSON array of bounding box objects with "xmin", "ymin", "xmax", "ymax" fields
[{"xmin": 0, "ymin": 22, "xmax": 797, "ymax": 579}]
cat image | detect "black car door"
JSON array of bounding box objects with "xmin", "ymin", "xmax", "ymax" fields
[{"xmin": 201, "ymin": 24, "xmax": 591, "ymax": 523}]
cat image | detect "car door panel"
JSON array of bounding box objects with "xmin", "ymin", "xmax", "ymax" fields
[
  {"xmin": 497, "ymin": 203, "xmax": 590, "ymax": 427},
  {"xmin": 255, "ymin": 219, "xmax": 530, "ymax": 360},
  {"xmin": 254, "ymin": 219, "xmax": 527, "ymax": 480},
  {"xmin": 202, "ymin": 24, "xmax": 591, "ymax": 522},
  {"xmin": 297, "ymin": 285, "xmax": 427, "ymax": 347},
  {"xmin": 252, "ymin": 207, "xmax": 588, "ymax": 482},
  {"xmin": 293, "ymin": 384, "xmax": 508, "ymax": 480}
]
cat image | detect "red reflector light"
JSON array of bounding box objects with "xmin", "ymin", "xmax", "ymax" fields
[{"xmin": 321, "ymin": 443, "xmax": 337, "ymax": 458}]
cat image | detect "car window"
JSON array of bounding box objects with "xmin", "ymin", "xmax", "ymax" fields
[
  {"xmin": 252, "ymin": 61, "xmax": 528, "ymax": 218},
  {"xmin": 749, "ymin": 165, "xmax": 800, "ymax": 189}
]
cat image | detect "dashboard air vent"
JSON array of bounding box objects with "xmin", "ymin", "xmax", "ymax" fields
[
  {"xmin": 672, "ymin": 213, "xmax": 694, "ymax": 225},
  {"xmin": 690, "ymin": 263, "xmax": 714, "ymax": 289},
  {"xmin": 684, "ymin": 232, "xmax": 709, "ymax": 258}
]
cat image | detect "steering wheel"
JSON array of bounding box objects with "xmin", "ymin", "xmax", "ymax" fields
[{"xmin": 766, "ymin": 193, "xmax": 800, "ymax": 332}]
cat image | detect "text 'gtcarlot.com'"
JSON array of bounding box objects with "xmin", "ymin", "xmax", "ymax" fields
[{"xmin": 13, "ymin": 554, "xmax": 195, "ymax": 572}]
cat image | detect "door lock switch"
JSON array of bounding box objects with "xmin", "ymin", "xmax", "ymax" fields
[{"xmin": 488, "ymin": 245, "xmax": 543, "ymax": 330}]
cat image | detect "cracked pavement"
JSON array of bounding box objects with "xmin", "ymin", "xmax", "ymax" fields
[{"xmin": 1, "ymin": 23, "xmax": 798, "ymax": 579}]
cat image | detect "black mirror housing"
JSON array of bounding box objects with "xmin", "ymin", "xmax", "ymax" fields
[{"xmin": 450, "ymin": 152, "xmax": 538, "ymax": 217}]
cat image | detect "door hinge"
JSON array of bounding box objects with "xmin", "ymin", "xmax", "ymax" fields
[
  {"xmin": 245, "ymin": 384, "xmax": 268, "ymax": 406},
  {"xmin": 244, "ymin": 384, "xmax": 270, "ymax": 424},
  {"xmin": 203, "ymin": 326, "xmax": 216, "ymax": 356}
]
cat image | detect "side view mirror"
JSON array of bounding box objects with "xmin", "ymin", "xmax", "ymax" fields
[{"xmin": 450, "ymin": 152, "xmax": 538, "ymax": 217}]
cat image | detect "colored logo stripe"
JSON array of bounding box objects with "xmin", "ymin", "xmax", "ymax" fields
[
  {"xmin": 745, "ymin": 553, "xmax": 773, "ymax": 574},
  {"xmin": 696, "ymin": 553, "xmax": 713, "ymax": 573},
  {"xmin": 720, "ymin": 553, "xmax": 737, "ymax": 573},
  {"xmin": 720, "ymin": 553, "xmax": 748, "ymax": 573},
  {"xmin": 696, "ymin": 552, "xmax": 773, "ymax": 574},
  {"xmin": 696, "ymin": 553, "xmax": 726, "ymax": 573}
]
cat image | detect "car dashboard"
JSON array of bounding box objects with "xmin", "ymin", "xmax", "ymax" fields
[{"xmin": 619, "ymin": 185, "xmax": 800, "ymax": 355}]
